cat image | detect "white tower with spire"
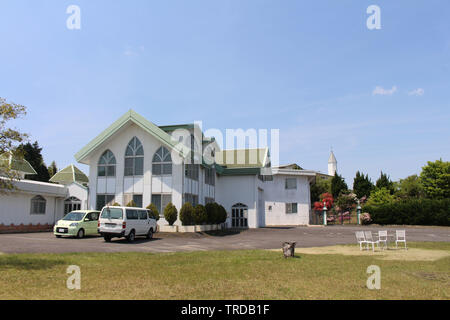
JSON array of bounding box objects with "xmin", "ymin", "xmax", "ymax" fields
[{"xmin": 328, "ymin": 151, "xmax": 337, "ymax": 176}]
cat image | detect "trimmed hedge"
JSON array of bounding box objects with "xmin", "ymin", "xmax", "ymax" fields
[
  {"xmin": 164, "ymin": 202, "xmax": 178, "ymax": 226},
  {"xmin": 146, "ymin": 203, "xmax": 160, "ymax": 221},
  {"xmin": 364, "ymin": 198, "xmax": 450, "ymax": 226},
  {"xmin": 180, "ymin": 202, "xmax": 195, "ymax": 226},
  {"xmin": 193, "ymin": 205, "xmax": 207, "ymax": 225}
]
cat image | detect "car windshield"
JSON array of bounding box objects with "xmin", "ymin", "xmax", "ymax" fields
[
  {"xmin": 63, "ymin": 212, "xmax": 85, "ymax": 221},
  {"xmin": 101, "ymin": 208, "xmax": 123, "ymax": 220}
]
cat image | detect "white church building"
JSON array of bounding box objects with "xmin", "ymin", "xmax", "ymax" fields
[
  {"xmin": 0, "ymin": 110, "xmax": 337, "ymax": 232},
  {"xmin": 74, "ymin": 110, "xmax": 336, "ymax": 229}
]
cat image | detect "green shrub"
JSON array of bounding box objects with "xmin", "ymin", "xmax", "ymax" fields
[
  {"xmin": 205, "ymin": 202, "xmax": 220, "ymax": 224},
  {"xmin": 126, "ymin": 200, "xmax": 137, "ymax": 208},
  {"xmin": 218, "ymin": 205, "xmax": 228, "ymax": 224},
  {"xmin": 193, "ymin": 204, "xmax": 207, "ymax": 225},
  {"xmin": 146, "ymin": 203, "xmax": 160, "ymax": 221},
  {"xmin": 364, "ymin": 198, "xmax": 450, "ymax": 226},
  {"xmin": 180, "ymin": 202, "xmax": 194, "ymax": 226},
  {"xmin": 112, "ymin": 203, "xmax": 121, "ymax": 207},
  {"xmin": 163, "ymin": 202, "xmax": 178, "ymax": 226},
  {"xmin": 365, "ymin": 187, "xmax": 396, "ymax": 207}
]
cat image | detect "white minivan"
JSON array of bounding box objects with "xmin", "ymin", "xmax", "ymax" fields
[{"xmin": 98, "ymin": 206, "xmax": 157, "ymax": 242}]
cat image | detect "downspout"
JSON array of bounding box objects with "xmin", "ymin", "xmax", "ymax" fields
[{"xmin": 53, "ymin": 197, "xmax": 57, "ymax": 226}]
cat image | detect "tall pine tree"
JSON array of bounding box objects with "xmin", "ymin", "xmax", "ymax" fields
[
  {"xmin": 376, "ymin": 171, "xmax": 394, "ymax": 194},
  {"xmin": 17, "ymin": 141, "xmax": 50, "ymax": 182},
  {"xmin": 353, "ymin": 171, "xmax": 374, "ymax": 198},
  {"xmin": 331, "ymin": 172, "xmax": 348, "ymax": 198},
  {"xmin": 48, "ymin": 161, "xmax": 58, "ymax": 178}
]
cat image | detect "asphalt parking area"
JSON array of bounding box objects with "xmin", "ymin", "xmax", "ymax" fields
[{"xmin": 0, "ymin": 225, "xmax": 448, "ymax": 254}]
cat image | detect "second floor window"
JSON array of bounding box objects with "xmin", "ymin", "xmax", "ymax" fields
[
  {"xmin": 125, "ymin": 137, "xmax": 144, "ymax": 176},
  {"xmin": 98, "ymin": 150, "xmax": 116, "ymax": 177},
  {"xmin": 205, "ymin": 167, "xmax": 215, "ymax": 186},
  {"xmin": 285, "ymin": 178, "xmax": 297, "ymax": 190},
  {"xmin": 152, "ymin": 147, "xmax": 172, "ymax": 175}
]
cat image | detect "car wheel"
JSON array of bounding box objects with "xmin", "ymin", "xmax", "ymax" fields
[
  {"xmin": 127, "ymin": 230, "xmax": 135, "ymax": 242},
  {"xmin": 104, "ymin": 236, "xmax": 111, "ymax": 242},
  {"xmin": 146, "ymin": 228, "xmax": 154, "ymax": 240},
  {"xmin": 77, "ymin": 229, "xmax": 85, "ymax": 239}
]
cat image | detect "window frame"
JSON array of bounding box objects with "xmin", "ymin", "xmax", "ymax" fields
[
  {"xmin": 124, "ymin": 137, "xmax": 144, "ymax": 177},
  {"xmin": 285, "ymin": 178, "xmax": 297, "ymax": 190},
  {"xmin": 285, "ymin": 203, "xmax": 298, "ymax": 214},
  {"xmin": 30, "ymin": 195, "xmax": 46, "ymax": 215},
  {"xmin": 98, "ymin": 150, "xmax": 116, "ymax": 177},
  {"xmin": 152, "ymin": 146, "xmax": 172, "ymax": 176}
]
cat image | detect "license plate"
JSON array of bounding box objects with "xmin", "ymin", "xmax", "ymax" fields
[
  {"xmin": 106, "ymin": 223, "xmax": 116, "ymax": 227},
  {"xmin": 58, "ymin": 228, "xmax": 66, "ymax": 233}
]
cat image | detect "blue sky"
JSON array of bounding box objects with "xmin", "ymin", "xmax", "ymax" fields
[{"xmin": 1, "ymin": 0, "xmax": 449, "ymax": 186}]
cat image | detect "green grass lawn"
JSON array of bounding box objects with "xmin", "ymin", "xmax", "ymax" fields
[{"xmin": 0, "ymin": 242, "xmax": 449, "ymax": 300}]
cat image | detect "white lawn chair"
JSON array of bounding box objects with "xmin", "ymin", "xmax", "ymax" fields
[
  {"xmin": 395, "ymin": 230, "xmax": 407, "ymax": 250},
  {"xmin": 355, "ymin": 231, "xmax": 368, "ymax": 251},
  {"xmin": 364, "ymin": 231, "xmax": 380, "ymax": 252},
  {"xmin": 377, "ymin": 230, "xmax": 388, "ymax": 250}
]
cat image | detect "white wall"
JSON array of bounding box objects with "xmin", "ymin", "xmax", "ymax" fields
[
  {"xmin": 0, "ymin": 192, "xmax": 63, "ymax": 226},
  {"xmin": 216, "ymin": 175, "xmax": 257, "ymax": 228},
  {"xmin": 261, "ymin": 175, "xmax": 311, "ymax": 226},
  {"xmin": 65, "ymin": 183, "xmax": 89, "ymax": 210}
]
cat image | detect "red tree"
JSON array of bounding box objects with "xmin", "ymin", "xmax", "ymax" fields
[{"xmin": 314, "ymin": 193, "xmax": 334, "ymax": 211}]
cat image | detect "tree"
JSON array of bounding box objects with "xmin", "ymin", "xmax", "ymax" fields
[
  {"xmin": 48, "ymin": 161, "xmax": 58, "ymax": 178},
  {"xmin": 313, "ymin": 193, "xmax": 334, "ymax": 211},
  {"xmin": 310, "ymin": 178, "xmax": 332, "ymax": 204},
  {"xmin": 331, "ymin": 172, "xmax": 348, "ymax": 198},
  {"xmin": 353, "ymin": 171, "xmax": 374, "ymax": 199},
  {"xmin": 335, "ymin": 192, "xmax": 357, "ymax": 214},
  {"xmin": 365, "ymin": 187, "xmax": 396, "ymax": 207},
  {"xmin": 17, "ymin": 141, "xmax": 50, "ymax": 182},
  {"xmin": 0, "ymin": 98, "xmax": 28, "ymax": 191},
  {"xmin": 376, "ymin": 171, "xmax": 394, "ymax": 194},
  {"xmin": 395, "ymin": 175, "xmax": 424, "ymax": 199},
  {"xmin": 180, "ymin": 202, "xmax": 194, "ymax": 226},
  {"xmin": 193, "ymin": 204, "xmax": 207, "ymax": 225},
  {"xmin": 164, "ymin": 202, "xmax": 178, "ymax": 226},
  {"xmin": 146, "ymin": 203, "xmax": 160, "ymax": 221},
  {"xmin": 205, "ymin": 202, "xmax": 220, "ymax": 224},
  {"xmin": 126, "ymin": 200, "xmax": 137, "ymax": 207},
  {"xmin": 218, "ymin": 205, "xmax": 228, "ymax": 224},
  {"xmin": 420, "ymin": 160, "xmax": 450, "ymax": 199}
]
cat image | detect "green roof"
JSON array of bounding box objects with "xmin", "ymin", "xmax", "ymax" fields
[
  {"xmin": 50, "ymin": 164, "xmax": 89, "ymax": 185},
  {"xmin": 159, "ymin": 124, "xmax": 195, "ymax": 132},
  {"xmin": 75, "ymin": 110, "xmax": 191, "ymax": 163},
  {"xmin": 0, "ymin": 153, "xmax": 37, "ymax": 175},
  {"xmin": 216, "ymin": 148, "xmax": 269, "ymax": 169}
]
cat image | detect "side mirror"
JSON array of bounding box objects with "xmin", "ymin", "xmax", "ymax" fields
[{"xmin": 84, "ymin": 218, "xmax": 90, "ymax": 222}]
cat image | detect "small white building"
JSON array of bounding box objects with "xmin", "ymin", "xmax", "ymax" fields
[
  {"xmin": 0, "ymin": 158, "xmax": 89, "ymax": 233},
  {"xmin": 74, "ymin": 110, "xmax": 330, "ymax": 229}
]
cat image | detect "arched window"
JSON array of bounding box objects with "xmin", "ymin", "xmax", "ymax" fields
[
  {"xmin": 125, "ymin": 137, "xmax": 144, "ymax": 176},
  {"xmin": 64, "ymin": 197, "xmax": 82, "ymax": 214},
  {"xmin": 30, "ymin": 195, "xmax": 46, "ymax": 215},
  {"xmin": 231, "ymin": 203, "xmax": 248, "ymax": 228},
  {"xmin": 98, "ymin": 150, "xmax": 116, "ymax": 177},
  {"xmin": 152, "ymin": 147, "xmax": 172, "ymax": 175}
]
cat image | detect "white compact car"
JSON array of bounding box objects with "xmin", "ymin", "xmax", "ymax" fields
[{"xmin": 98, "ymin": 206, "xmax": 157, "ymax": 242}]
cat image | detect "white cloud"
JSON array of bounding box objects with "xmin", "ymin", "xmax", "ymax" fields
[
  {"xmin": 408, "ymin": 88, "xmax": 425, "ymax": 96},
  {"xmin": 372, "ymin": 86, "xmax": 398, "ymax": 96},
  {"xmin": 123, "ymin": 45, "xmax": 145, "ymax": 57}
]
